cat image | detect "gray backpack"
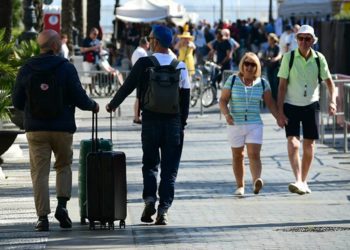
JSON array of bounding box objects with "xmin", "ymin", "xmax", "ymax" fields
[{"xmin": 143, "ymin": 56, "xmax": 181, "ymax": 114}]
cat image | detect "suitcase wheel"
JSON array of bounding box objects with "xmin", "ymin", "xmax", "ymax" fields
[
  {"xmin": 100, "ymin": 222, "xmax": 107, "ymax": 229},
  {"xmin": 108, "ymin": 221, "xmax": 115, "ymax": 230},
  {"xmin": 89, "ymin": 221, "xmax": 95, "ymax": 230},
  {"xmin": 80, "ymin": 217, "xmax": 88, "ymax": 225},
  {"xmin": 119, "ymin": 220, "xmax": 126, "ymax": 229}
]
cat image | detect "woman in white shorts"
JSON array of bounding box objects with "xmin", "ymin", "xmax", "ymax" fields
[{"xmin": 219, "ymin": 52, "xmax": 278, "ymax": 196}]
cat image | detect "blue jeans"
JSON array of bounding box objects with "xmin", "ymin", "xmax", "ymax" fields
[{"xmin": 141, "ymin": 116, "xmax": 182, "ymax": 211}]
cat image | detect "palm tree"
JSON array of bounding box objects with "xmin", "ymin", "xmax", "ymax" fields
[
  {"xmin": 87, "ymin": 0, "xmax": 101, "ymax": 37},
  {"xmin": 61, "ymin": 0, "xmax": 74, "ymax": 52},
  {"xmin": 74, "ymin": 0, "xmax": 84, "ymax": 44},
  {"xmin": 0, "ymin": 29, "xmax": 39, "ymax": 120},
  {"xmin": 0, "ymin": 0, "xmax": 13, "ymax": 43}
]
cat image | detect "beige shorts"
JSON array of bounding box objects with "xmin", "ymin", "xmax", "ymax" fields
[{"xmin": 227, "ymin": 124, "xmax": 263, "ymax": 148}]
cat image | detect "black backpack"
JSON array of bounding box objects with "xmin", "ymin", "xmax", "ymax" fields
[
  {"xmin": 26, "ymin": 61, "xmax": 66, "ymax": 119},
  {"xmin": 143, "ymin": 56, "xmax": 182, "ymax": 114}
]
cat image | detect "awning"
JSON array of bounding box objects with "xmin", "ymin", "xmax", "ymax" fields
[
  {"xmin": 278, "ymin": 0, "xmax": 332, "ymax": 18},
  {"xmin": 149, "ymin": 0, "xmax": 185, "ymax": 18},
  {"xmin": 116, "ymin": 0, "xmax": 168, "ymax": 23}
]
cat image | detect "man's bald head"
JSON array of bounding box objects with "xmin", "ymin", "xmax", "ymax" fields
[{"xmin": 37, "ymin": 29, "xmax": 62, "ymax": 54}]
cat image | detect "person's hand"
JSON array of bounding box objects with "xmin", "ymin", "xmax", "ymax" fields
[
  {"xmin": 105, "ymin": 103, "xmax": 115, "ymax": 113},
  {"xmin": 224, "ymin": 114, "xmax": 234, "ymax": 125},
  {"xmin": 329, "ymin": 102, "xmax": 337, "ymax": 116},
  {"xmin": 93, "ymin": 103, "xmax": 99, "ymax": 113},
  {"xmin": 277, "ymin": 112, "xmax": 288, "ymax": 128}
]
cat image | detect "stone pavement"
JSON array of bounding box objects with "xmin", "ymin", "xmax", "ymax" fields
[{"xmin": 1, "ymin": 93, "xmax": 350, "ymax": 250}]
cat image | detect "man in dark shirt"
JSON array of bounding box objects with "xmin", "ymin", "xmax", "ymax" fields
[
  {"xmin": 207, "ymin": 29, "xmax": 233, "ymax": 101},
  {"xmin": 80, "ymin": 27, "xmax": 102, "ymax": 96},
  {"xmin": 13, "ymin": 29, "xmax": 99, "ymax": 232},
  {"xmin": 106, "ymin": 25, "xmax": 190, "ymax": 225}
]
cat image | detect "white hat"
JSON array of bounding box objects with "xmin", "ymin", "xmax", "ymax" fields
[{"xmin": 296, "ymin": 25, "xmax": 318, "ymax": 44}]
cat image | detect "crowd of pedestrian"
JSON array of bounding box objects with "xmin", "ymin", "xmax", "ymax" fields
[{"xmin": 11, "ymin": 13, "xmax": 337, "ymax": 231}]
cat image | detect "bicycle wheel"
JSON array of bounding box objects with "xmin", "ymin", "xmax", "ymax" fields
[
  {"xmin": 201, "ymin": 87, "xmax": 215, "ymax": 107},
  {"xmin": 94, "ymin": 73, "xmax": 114, "ymax": 97},
  {"xmin": 190, "ymin": 85, "xmax": 201, "ymax": 107}
]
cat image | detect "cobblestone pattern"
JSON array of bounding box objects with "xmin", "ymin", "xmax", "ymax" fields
[{"xmin": 0, "ymin": 94, "xmax": 349, "ymax": 249}]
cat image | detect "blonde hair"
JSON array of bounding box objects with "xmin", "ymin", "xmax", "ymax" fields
[
  {"xmin": 268, "ymin": 33, "xmax": 279, "ymax": 43},
  {"xmin": 238, "ymin": 52, "xmax": 261, "ymax": 79}
]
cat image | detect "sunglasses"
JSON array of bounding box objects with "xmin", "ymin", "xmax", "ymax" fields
[
  {"xmin": 297, "ymin": 36, "xmax": 312, "ymax": 42},
  {"xmin": 243, "ymin": 61, "xmax": 257, "ymax": 68}
]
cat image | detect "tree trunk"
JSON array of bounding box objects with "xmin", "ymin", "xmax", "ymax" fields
[
  {"xmin": 0, "ymin": 0, "xmax": 13, "ymax": 42},
  {"xmin": 74, "ymin": 0, "xmax": 83, "ymax": 45},
  {"xmin": 87, "ymin": 0, "xmax": 100, "ymax": 38},
  {"xmin": 61, "ymin": 0, "xmax": 74, "ymax": 54}
]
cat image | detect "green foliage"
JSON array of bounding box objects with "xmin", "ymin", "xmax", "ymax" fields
[
  {"xmin": 334, "ymin": 11, "xmax": 350, "ymax": 20},
  {"xmin": 0, "ymin": 29, "xmax": 39, "ymax": 120},
  {"xmin": 12, "ymin": 0, "xmax": 23, "ymax": 29}
]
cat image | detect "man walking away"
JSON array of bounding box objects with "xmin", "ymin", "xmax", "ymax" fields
[
  {"xmin": 12, "ymin": 29, "xmax": 99, "ymax": 231},
  {"xmin": 277, "ymin": 25, "xmax": 336, "ymax": 195},
  {"xmin": 106, "ymin": 25, "xmax": 190, "ymax": 225}
]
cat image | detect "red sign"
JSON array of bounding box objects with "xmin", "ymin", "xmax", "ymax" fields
[{"xmin": 43, "ymin": 13, "xmax": 60, "ymax": 33}]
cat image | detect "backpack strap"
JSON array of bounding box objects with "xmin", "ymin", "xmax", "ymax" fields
[
  {"xmin": 261, "ymin": 78, "xmax": 265, "ymax": 92},
  {"xmin": 170, "ymin": 58, "xmax": 180, "ymax": 69},
  {"xmin": 288, "ymin": 50, "xmax": 295, "ymax": 80},
  {"xmin": 149, "ymin": 55, "xmax": 160, "ymax": 67},
  {"xmin": 314, "ymin": 51, "xmax": 322, "ymax": 84},
  {"xmin": 230, "ymin": 75, "xmax": 237, "ymax": 90}
]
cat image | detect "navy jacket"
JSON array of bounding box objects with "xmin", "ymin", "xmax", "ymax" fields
[{"xmin": 12, "ymin": 52, "xmax": 97, "ymax": 133}]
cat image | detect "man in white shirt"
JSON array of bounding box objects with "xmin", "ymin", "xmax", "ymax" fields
[
  {"xmin": 279, "ymin": 25, "xmax": 293, "ymax": 54},
  {"xmin": 131, "ymin": 37, "xmax": 149, "ymax": 124},
  {"xmin": 106, "ymin": 25, "xmax": 190, "ymax": 225}
]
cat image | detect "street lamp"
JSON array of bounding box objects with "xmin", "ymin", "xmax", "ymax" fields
[
  {"xmin": 20, "ymin": 0, "xmax": 38, "ymax": 42},
  {"xmin": 269, "ymin": 0, "xmax": 273, "ymax": 23},
  {"xmin": 220, "ymin": 0, "xmax": 224, "ymax": 21}
]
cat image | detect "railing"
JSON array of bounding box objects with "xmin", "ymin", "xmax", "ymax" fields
[
  {"xmin": 77, "ymin": 70, "xmax": 129, "ymax": 116},
  {"xmin": 343, "ymin": 84, "xmax": 350, "ymax": 152},
  {"xmin": 319, "ymin": 76, "xmax": 350, "ymax": 152}
]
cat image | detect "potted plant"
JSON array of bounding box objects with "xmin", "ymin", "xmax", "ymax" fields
[{"xmin": 0, "ymin": 29, "xmax": 39, "ymax": 161}]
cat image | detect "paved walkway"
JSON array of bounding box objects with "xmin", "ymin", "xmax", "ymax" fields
[{"xmin": 1, "ymin": 94, "xmax": 350, "ymax": 249}]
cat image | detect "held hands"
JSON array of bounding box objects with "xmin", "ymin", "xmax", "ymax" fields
[
  {"xmin": 105, "ymin": 103, "xmax": 116, "ymax": 113},
  {"xmin": 277, "ymin": 112, "xmax": 288, "ymax": 128},
  {"xmin": 93, "ymin": 103, "xmax": 100, "ymax": 113}
]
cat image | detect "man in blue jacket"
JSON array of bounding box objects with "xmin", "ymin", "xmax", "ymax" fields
[{"xmin": 12, "ymin": 29, "xmax": 99, "ymax": 231}]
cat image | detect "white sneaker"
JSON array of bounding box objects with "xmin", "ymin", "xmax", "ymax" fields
[
  {"xmin": 288, "ymin": 182, "xmax": 306, "ymax": 195},
  {"xmin": 304, "ymin": 183, "xmax": 312, "ymax": 194},
  {"xmin": 234, "ymin": 187, "xmax": 245, "ymax": 196},
  {"xmin": 253, "ymin": 178, "xmax": 264, "ymax": 194}
]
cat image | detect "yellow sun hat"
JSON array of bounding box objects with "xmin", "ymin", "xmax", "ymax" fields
[{"xmin": 177, "ymin": 24, "xmax": 194, "ymax": 40}]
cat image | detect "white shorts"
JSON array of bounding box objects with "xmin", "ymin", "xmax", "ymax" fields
[{"xmin": 227, "ymin": 124, "xmax": 263, "ymax": 148}]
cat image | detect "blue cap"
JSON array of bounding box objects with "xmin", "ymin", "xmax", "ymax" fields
[{"xmin": 152, "ymin": 25, "xmax": 173, "ymax": 48}]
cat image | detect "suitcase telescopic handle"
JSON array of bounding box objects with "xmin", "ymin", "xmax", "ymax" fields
[
  {"xmin": 92, "ymin": 112, "xmax": 98, "ymax": 152},
  {"xmin": 110, "ymin": 111, "xmax": 112, "ymax": 141},
  {"xmin": 91, "ymin": 112, "xmax": 113, "ymax": 152}
]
